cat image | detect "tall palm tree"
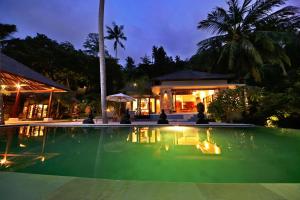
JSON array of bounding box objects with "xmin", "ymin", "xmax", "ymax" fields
[
  {"xmin": 0, "ymin": 23, "xmax": 17, "ymax": 125},
  {"xmin": 98, "ymin": 0, "xmax": 108, "ymax": 124},
  {"xmin": 197, "ymin": 0, "xmax": 300, "ymax": 82},
  {"xmin": 105, "ymin": 22, "xmax": 127, "ymax": 58}
]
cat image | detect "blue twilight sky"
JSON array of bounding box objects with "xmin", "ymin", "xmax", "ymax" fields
[{"xmin": 0, "ymin": 0, "xmax": 299, "ymax": 64}]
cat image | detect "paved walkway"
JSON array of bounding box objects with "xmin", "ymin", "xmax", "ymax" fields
[
  {"xmin": 0, "ymin": 172, "xmax": 299, "ymax": 200},
  {"xmin": 2, "ymin": 120, "xmax": 255, "ymax": 127}
]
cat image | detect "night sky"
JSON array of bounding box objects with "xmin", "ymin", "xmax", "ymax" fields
[{"xmin": 1, "ymin": 0, "xmax": 299, "ymax": 64}]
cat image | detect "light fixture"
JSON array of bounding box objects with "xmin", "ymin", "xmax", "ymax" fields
[
  {"xmin": 0, "ymin": 158, "xmax": 7, "ymax": 165},
  {"xmin": 16, "ymin": 83, "xmax": 21, "ymax": 89}
]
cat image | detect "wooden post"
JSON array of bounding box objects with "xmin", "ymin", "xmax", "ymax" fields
[
  {"xmin": 11, "ymin": 88, "xmax": 21, "ymax": 118},
  {"xmin": 0, "ymin": 93, "xmax": 4, "ymax": 124},
  {"xmin": 47, "ymin": 91, "xmax": 53, "ymax": 118}
]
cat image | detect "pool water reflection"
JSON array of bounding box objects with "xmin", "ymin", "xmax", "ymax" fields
[{"xmin": 0, "ymin": 126, "xmax": 300, "ymax": 183}]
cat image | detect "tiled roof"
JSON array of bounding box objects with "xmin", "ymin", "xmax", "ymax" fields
[
  {"xmin": 154, "ymin": 70, "xmax": 232, "ymax": 81},
  {"xmin": 0, "ymin": 53, "xmax": 68, "ymax": 91}
]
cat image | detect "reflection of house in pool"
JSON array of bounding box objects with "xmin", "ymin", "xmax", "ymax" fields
[
  {"xmin": 0, "ymin": 53, "xmax": 68, "ymax": 122},
  {"xmin": 125, "ymin": 70, "xmax": 244, "ymax": 118},
  {"xmin": 126, "ymin": 127, "xmax": 221, "ymax": 155},
  {"xmin": 0, "ymin": 126, "xmax": 57, "ymax": 168}
]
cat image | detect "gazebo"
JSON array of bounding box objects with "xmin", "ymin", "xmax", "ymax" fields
[{"xmin": 0, "ymin": 53, "xmax": 68, "ymax": 124}]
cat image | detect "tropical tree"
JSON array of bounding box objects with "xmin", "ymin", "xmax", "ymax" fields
[
  {"xmin": 0, "ymin": 23, "xmax": 16, "ymax": 44},
  {"xmin": 83, "ymin": 33, "xmax": 110, "ymax": 57},
  {"xmin": 98, "ymin": 0, "xmax": 108, "ymax": 123},
  {"xmin": 84, "ymin": 33, "xmax": 100, "ymax": 57},
  {"xmin": 197, "ymin": 0, "xmax": 300, "ymax": 82},
  {"xmin": 105, "ymin": 22, "xmax": 127, "ymax": 58},
  {"xmin": 124, "ymin": 56, "xmax": 136, "ymax": 81},
  {"xmin": 0, "ymin": 23, "xmax": 17, "ymax": 124}
]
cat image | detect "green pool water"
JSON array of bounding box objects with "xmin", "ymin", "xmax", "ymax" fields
[{"xmin": 0, "ymin": 126, "xmax": 300, "ymax": 183}]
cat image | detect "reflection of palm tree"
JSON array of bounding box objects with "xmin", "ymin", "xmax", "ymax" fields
[{"xmin": 105, "ymin": 22, "xmax": 127, "ymax": 58}]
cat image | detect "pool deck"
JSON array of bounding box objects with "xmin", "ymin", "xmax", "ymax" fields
[
  {"xmin": 0, "ymin": 172, "xmax": 299, "ymax": 200},
  {"xmin": 1, "ymin": 120, "xmax": 255, "ymax": 128}
]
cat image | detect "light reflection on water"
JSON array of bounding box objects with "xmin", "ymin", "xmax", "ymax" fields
[
  {"xmin": 0, "ymin": 126, "xmax": 58, "ymax": 168},
  {"xmin": 126, "ymin": 127, "xmax": 222, "ymax": 155},
  {"xmin": 0, "ymin": 126, "xmax": 300, "ymax": 183}
]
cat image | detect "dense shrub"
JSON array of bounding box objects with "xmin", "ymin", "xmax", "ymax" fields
[
  {"xmin": 208, "ymin": 86, "xmax": 300, "ymax": 128},
  {"xmin": 208, "ymin": 87, "xmax": 246, "ymax": 122}
]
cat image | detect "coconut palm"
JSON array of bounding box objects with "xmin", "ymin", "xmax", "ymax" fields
[
  {"xmin": 197, "ymin": 0, "xmax": 300, "ymax": 82},
  {"xmin": 98, "ymin": 0, "xmax": 108, "ymax": 124},
  {"xmin": 105, "ymin": 22, "xmax": 127, "ymax": 58}
]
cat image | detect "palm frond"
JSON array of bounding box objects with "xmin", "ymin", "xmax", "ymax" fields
[
  {"xmin": 118, "ymin": 41, "xmax": 125, "ymax": 49},
  {"xmin": 197, "ymin": 35, "xmax": 227, "ymax": 51},
  {"xmin": 243, "ymin": 0, "xmax": 286, "ymax": 30},
  {"xmin": 241, "ymin": 0, "xmax": 252, "ymax": 15},
  {"xmin": 198, "ymin": 8, "xmax": 232, "ymax": 34},
  {"xmin": 256, "ymin": 6, "xmax": 300, "ymax": 31},
  {"xmin": 217, "ymin": 43, "xmax": 230, "ymax": 65},
  {"xmin": 251, "ymin": 66, "xmax": 262, "ymax": 82},
  {"xmin": 240, "ymin": 38, "xmax": 263, "ymax": 65}
]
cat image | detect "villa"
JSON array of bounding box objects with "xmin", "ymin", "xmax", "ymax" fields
[
  {"xmin": 126, "ymin": 70, "xmax": 244, "ymax": 117},
  {"xmin": 0, "ymin": 53, "xmax": 68, "ymax": 122}
]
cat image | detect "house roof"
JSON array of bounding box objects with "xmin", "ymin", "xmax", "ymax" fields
[
  {"xmin": 0, "ymin": 53, "xmax": 68, "ymax": 93},
  {"xmin": 153, "ymin": 70, "xmax": 233, "ymax": 81}
]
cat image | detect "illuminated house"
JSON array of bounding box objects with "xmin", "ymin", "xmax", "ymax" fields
[
  {"xmin": 0, "ymin": 53, "xmax": 68, "ymax": 122},
  {"xmin": 126, "ymin": 70, "xmax": 243, "ymax": 116}
]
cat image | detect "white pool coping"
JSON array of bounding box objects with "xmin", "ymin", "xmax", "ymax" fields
[{"xmin": 0, "ymin": 121, "xmax": 256, "ymax": 128}]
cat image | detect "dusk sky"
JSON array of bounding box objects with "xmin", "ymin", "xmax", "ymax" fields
[{"xmin": 1, "ymin": 0, "xmax": 299, "ymax": 64}]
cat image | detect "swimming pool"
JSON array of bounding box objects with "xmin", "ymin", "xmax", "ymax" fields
[{"xmin": 1, "ymin": 126, "xmax": 300, "ymax": 183}]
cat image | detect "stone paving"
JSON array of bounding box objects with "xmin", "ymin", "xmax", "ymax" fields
[
  {"xmin": 2, "ymin": 119, "xmax": 255, "ymax": 128},
  {"xmin": 0, "ymin": 172, "xmax": 299, "ymax": 200}
]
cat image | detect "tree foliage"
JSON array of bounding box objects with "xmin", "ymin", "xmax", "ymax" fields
[
  {"xmin": 197, "ymin": 0, "xmax": 300, "ymax": 82},
  {"xmin": 105, "ymin": 22, "xmax": 127, "ymax": 58}
]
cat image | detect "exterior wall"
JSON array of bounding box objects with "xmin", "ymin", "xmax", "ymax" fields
[
  {"xmin": 159, "ymin": 88, "xmax": 173, "ymax": 113},
  {"xmin": 128, "ymin": 79, "xmax": 244, "ymax": 116},
  {"xmin": 3, "ymin": 94, "xmax": 52, "ymax": 120}
]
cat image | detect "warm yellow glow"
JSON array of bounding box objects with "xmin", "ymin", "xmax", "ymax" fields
[
  {"xmin": 163, "ymin": 126, "xmax": 188, "ymax": 132},
  {"xmin": 214, "ymin": 144, "xmax": 221, "ymax": 154},
  {"xmin": 157, "ymin": 130, "xmax": 161, "ymax": 142},
  {"xmin": 132, "ymin": 132, "xmax": 137, "ymax": 143},
  {"xmin": 165, "ymin": 144, "xmax": 169, "ymax": 151},
  {"xmin": 0, "ymin": 158, "xmax": 7, "ymax": 165},
  {"xmin": 208, "ymin": 90, "xmax": 214, "ymax": 96},
  {"xmin": 200, "ymin": 91, "xmax": 206, "ymax": 99},
  {"xmin": 198, "ymin": 138, "xmax": 222, "ymax": 155},
  {"xmin": 106, "ymin": 108, "xmax": 111, "ymax": 112},
  {"xmin": 16, "ymin": 83, "xmax": 21, "ymax": 89},
  {"xmin": 41, "ymin": 156, "xmax": 45, "ymax": 162},
  {"xmin": 204, "ymin": 141, "xmax": 209, "ymax": 150},
  {"xmin": 133, "ymin": 83, "xmax": 137, "ymax": 87},
  {"xmin": 19, "ymin": 143, "xmax": 26, "ymax": 148},
  {"xmin": 1, "ymin": 85, "xmax": 6, "ymax": 90},
  {"xmin": 174, "ymin": 126, "xmax": 183, "ymax": 131}
]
